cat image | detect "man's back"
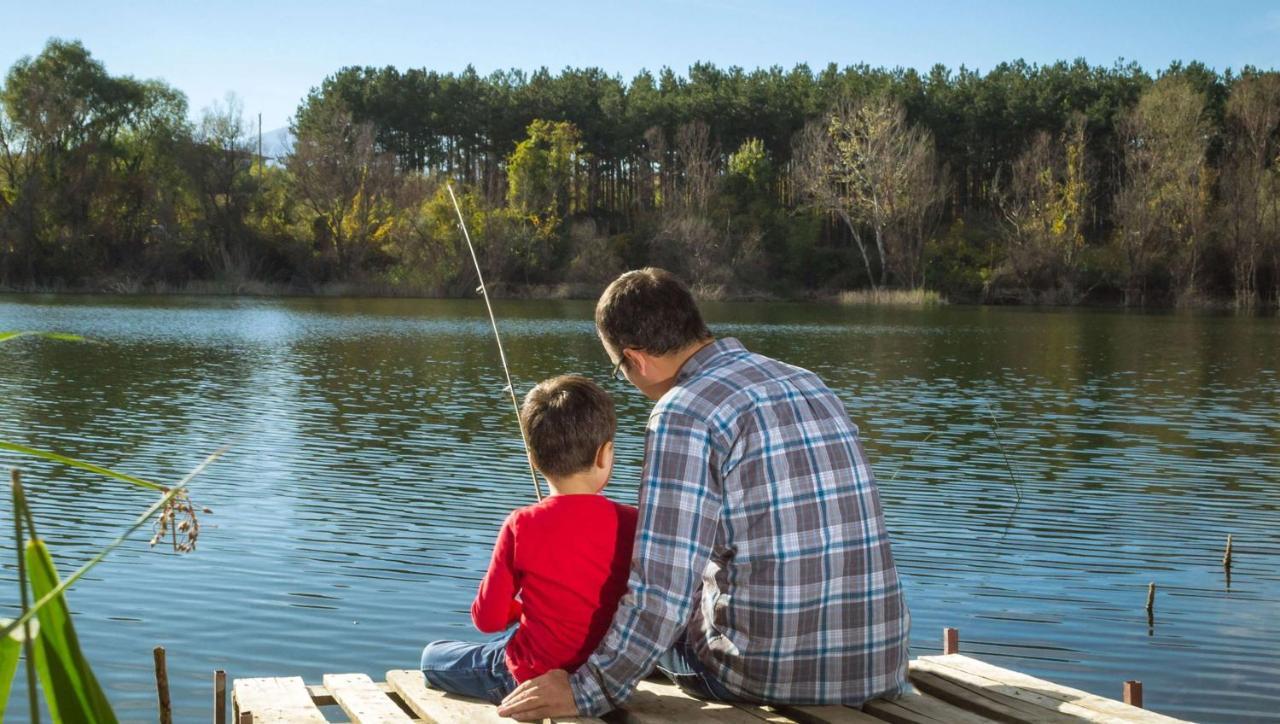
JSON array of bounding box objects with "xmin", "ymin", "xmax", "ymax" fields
[{"xmin": 644, "ymin": 337, "xmax": 910, "ymax": 703}]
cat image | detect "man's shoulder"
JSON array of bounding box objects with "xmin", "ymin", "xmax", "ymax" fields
[{"xmin": 655, "ymin": 348, "xmax": 817, "ymax": 420}]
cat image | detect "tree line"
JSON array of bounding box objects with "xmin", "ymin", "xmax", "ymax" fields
[{"xmin": 2, "ymin": 38, "xmax": 1278, "ymax": 306}]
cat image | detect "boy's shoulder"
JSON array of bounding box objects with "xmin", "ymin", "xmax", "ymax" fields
[
  {"xmin": 509, "ymin": 495, "xmax": 636, "ymax": 526},
  {"xmin": 613, "ymin": 498, "xmax": 638, "ymax": 522}
]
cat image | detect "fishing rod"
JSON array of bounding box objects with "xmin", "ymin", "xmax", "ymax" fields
[{"xmin": 446, "ymin": 182, "xmax": 545, "ymax": 502}]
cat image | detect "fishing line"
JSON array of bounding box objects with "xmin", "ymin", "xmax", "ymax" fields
[{"xmin": 446, "ymin": 183, "xmax": 544, "ymax": 502}]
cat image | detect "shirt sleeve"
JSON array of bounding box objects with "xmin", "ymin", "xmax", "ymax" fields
[
  {"xmin": 471, "ymin": 513, "xmax": 521, "ymax": 633},
  {"xmin": 569, "ymin": 410, "xmax": 722, "ymax": 716}
]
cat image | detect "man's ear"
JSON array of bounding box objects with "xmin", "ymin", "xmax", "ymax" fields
[{"xmin": 622, "ymin": 347, "xmax": 646, "ymax": 376}]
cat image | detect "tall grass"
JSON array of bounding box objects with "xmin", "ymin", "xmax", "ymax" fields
[{"xmin": 836, "ymin": 288, "xmax": 947, "ymax": 306}]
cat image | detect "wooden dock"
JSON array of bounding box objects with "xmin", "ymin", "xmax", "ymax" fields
[{"xmin": 223, "ymin": 632, "xmax": 1189, "ymax": 724}]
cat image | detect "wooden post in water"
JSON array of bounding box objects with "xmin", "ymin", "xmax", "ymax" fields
[
  {"xmin": 214, "ymin": 670, "xmax": 227, "ymax": 724},
  {"xmin": 1223, "ymin": 534, "xmax": 1233, "ymax": 568},
  {"xmin": 1145, "ymin": 583, "xmax": 1155, "ymax": 617},
  {"xmin": 943, "ymin": 627, "xmax": 959, "ymax": 655},
  {"xmin": 1123, "ymin": 680, "xmax": 1143, "ymax": 708},
  {"xmin": 154, "ymin": 646, "xmax": 172, "ymax": 724}
]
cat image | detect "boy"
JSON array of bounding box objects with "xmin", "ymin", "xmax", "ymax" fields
[{"xmin": 419, "ymin": 374, "xmax": 637, "ymax": 704}]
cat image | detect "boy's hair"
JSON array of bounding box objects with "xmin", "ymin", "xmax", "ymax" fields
[
  {"xmin": 594, "ymin": 268, "xmax": 711, "ymax": 355},
  {"xmin": 520, "ymin": 375, "xmax": 616, "ymax": 478}
]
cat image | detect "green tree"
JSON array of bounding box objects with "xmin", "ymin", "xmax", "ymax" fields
[
  {"xmin": 287, "ymin": 99, "xmax": 399, "ymax": 276},
  {"xmin": 793, "ymin": 94, "xmax": 943, "ymax": 289},
  {"xmin": 994, "ymin": 113, "xmax": 1093, "ymax": 301},
  {"xmin": 0, "ymin": 39, "xmax": 184, "ymax": 284},
  {"xmin": 506, "ymin": 119, "xmax": 582, "ymax": 236},
  {"xmin": 180, "ymin": 93, "xmax": 261, "ymax": 282},
  {"xmin": 1219, "ymin": 72, "xmax": 1280, "ymax": 308},
  {"xmin": 1113, "ymin": 76, "xmax": 1210, "ymax": 305}
]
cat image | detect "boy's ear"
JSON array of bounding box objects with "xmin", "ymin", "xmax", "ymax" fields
[{"xmin": 595, "ymin": 440, "xmax": 614, "ymax": 469}]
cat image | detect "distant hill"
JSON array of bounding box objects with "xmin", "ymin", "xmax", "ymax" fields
[{"xmin": 255, "ymin": 127, "xmax": 294, "ymax": 160}]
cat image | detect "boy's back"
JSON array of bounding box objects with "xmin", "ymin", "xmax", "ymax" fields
[
  {"xmin": 421, "ymin": 374, "xmax": 631, "ymax": 704},
  {"xmin": 472, "ymin": 494, "xmax": 637, "ymax": 682}
]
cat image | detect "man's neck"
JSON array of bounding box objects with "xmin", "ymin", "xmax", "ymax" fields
[
  {"xmin": 658, "ymin": 338, "xmax": 715, "ymax": 379},
  {"xmin": 642, "ymin": 338, "xmax": 715, "ymax": 400}
]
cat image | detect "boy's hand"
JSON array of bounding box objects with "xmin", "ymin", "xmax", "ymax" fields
[{"xmin": 497, "ymin": 669, "xmax": 576, "ymax": 721}]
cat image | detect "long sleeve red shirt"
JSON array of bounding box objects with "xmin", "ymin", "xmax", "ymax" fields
[{"xmin": 471, "ymin": 493, "xmax": 637, "ymax": 683}]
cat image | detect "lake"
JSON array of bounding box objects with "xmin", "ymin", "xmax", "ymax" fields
[{"xmin": 0, "ymin": 295, "xmax": 1277, "ymax": 722}]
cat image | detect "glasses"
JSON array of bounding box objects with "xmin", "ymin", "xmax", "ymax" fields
[{"xmin": 610, "ymin": 355, "xmax": 626, "ymax": 382}]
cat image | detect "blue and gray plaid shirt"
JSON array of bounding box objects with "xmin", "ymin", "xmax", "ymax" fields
[{"xmin": 571, "ymin": 338, "xmax": 910, "ymax": 715}]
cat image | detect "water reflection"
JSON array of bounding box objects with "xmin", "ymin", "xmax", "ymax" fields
[{"xmin": 0, "ymin": 295, "xmax": 1276, "ymax": 722}]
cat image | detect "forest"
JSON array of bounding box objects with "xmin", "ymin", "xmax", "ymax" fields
[{"xmin": 2, "ymin": 38, "xmax": 1278, "ymax": 306}]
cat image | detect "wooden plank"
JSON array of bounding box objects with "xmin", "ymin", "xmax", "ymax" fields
[
  {"xmin": 307, "ymin": 681, "xmax": 397, "ymax": 706},
  {"xmin": 863, "ymin": 689, "xmax": 999, "ymax": 724},
  {"xmin": 915, "ymin": 656, "xmax": 1189, "ymax": 723},
  {"xmin": 385, "ymin": 669, "xmax": 601, "ymax": 724},
  {"xmin": 324, "ymin": 673, "xmax": 413, "ymax": 723},
  {"xmin": 768, "ymin": 703, "xmax": 887, "ymax": 723},
  {"xmin": 616, "ymin": 679, "xmax": 781, "ymax": 723},
  {"xmin": 386, "ymin": 669, "xmax": 508, "ymax": 724},
  {"xmin": 231, "ymin": 676, "xmax": 327, "ymax": 724},
  {"xmin": 909, "ymin": 669, "xmax": 1086, "ymax": 724},
  {"xmin": 912, "ymin": 659, "xmax": 1133, "ymax": 724}
]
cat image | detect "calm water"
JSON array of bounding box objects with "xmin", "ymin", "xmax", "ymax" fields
[{"xmin": 0, "ymin": 295, "xmax": 1277, "ymax": 723}]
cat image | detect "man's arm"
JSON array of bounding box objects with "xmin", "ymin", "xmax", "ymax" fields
[
  {"xmin": 471, "ymin": 514, "xmax": 522, "ymax": 633},
  {"xmin": 502, "ymin": 410, "xmax": 723, "ymax": 718}
]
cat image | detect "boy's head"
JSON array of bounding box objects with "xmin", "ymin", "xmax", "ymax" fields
[{"xmin": 520, "ymin": 375, "xmax": 616, "ymax": 484}]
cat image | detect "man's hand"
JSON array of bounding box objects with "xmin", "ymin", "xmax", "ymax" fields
[{"xmin": 497, "ymin": 668, "xmax": 577, "ymax": 721}]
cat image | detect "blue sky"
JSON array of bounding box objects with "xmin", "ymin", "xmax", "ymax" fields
[{"xmin": 3, "ymin": 0, "xmax": 1278, "ymax": 132}]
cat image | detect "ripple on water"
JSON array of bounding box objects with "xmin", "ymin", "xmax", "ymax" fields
[{"xmin": 0, "ymin": 296, "xmax": 1276, "ymax": 723}]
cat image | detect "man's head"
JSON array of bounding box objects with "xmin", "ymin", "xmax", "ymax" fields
[
  {"xmin": 595, "ymin": 269, "xmax": 713, "ymax": 399},
  {"xmin": 520, "ymin": 374, "xmax": 616, "ymax": 490},
  {"xmin": 594, "ymin": 268, "xmax": 711, "ymax": 356}
]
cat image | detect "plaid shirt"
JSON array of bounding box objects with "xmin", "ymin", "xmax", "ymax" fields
[{"xmin": 571, "ymin": 338, "xmax": 910, "ymax": 715}]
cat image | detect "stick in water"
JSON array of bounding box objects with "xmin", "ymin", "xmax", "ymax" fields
[{"xmin": 445, "ymin": 183, "xmax": 544, "ymax": 501}]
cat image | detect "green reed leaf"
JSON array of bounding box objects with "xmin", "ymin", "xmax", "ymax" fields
[
  {"xmin": 0, "ymin": 619, "xmax": 37, "ymax": 717},
  {"xmin": 26, "ymin": 539, "xmax": 118, "ymax": 724},
  {"xmin": 0, "ymin": 442, "xmax": 164, "ymax": 491},
  {"xmin": 0, "ymin": 447, "xmax": 225, "ymax": 641}
]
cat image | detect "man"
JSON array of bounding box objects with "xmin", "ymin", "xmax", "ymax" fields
[{"xmin": 499, "ymin": 268, "xmax": 910, "ymax": 720}]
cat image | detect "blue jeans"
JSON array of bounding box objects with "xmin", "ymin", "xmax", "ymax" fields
[
  {"xmin": 655, "ymin": 634, "xmax": 752, "ymax": 703},
  {"xmin": 419, "ymin": 628, "xmax": 519, "ymax": 704}
]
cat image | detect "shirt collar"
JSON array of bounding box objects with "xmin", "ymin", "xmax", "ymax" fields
[{"xmin": 675, "ymin": 337, "xmax": 746, "ymax": 385}]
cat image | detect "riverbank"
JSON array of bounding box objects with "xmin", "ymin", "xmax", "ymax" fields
[
  {"xmin": 5, "ymin": 278, "xmax": 1277, "ymax": 311},
  {"xmin": 0, "ymin": 278, "xmax": 948, "ymax": 306}
]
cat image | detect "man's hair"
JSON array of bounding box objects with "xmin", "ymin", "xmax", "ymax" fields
[
  {"xmin": 520, "ymin": 375, "xmax": 616, "ymax": 478},
  {"xmin": 594, "ymin": 268, "xmax": 711, "ymax": 355}
]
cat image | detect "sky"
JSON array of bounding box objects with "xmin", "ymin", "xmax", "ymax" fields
[{"xmin": 3, "ymin": 0, "xmax": 1279, "ymax": 133}]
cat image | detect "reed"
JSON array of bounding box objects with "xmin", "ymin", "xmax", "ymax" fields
[
  {"xmin": 836, "ymin": 288, "xmax": 946, "ymax": 306},
  {"xmin": 0, "ymin": 332, "xmax": 88, "ymax": 344},
  {"xmin": 0, "ymin": 443, "xmax": 224, "ymax": 720}
]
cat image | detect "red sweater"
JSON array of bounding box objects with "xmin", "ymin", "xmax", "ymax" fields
[{"xmin": 471, "ymin": 494, "xmax": 637, "ymax": 682}]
